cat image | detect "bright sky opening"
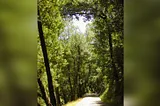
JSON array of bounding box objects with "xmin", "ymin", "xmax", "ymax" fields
[{"xmin": 72, "ymin": 16, "xmax": 91, "ymax": 34}]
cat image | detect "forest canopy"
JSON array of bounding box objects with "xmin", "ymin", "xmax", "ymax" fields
[{"xmin": 37, "ymin": 0, "xmax": 123, "ymax": 106}]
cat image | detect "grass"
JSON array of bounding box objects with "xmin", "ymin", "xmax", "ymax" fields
[{"xmin": 63, "ymin": 98, "xmax": 83, "ymax": 106}]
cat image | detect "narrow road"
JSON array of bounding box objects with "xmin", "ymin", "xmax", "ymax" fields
[{"xmin": 76, "ymin": 97, "xmax": 107, "ymax": 106}]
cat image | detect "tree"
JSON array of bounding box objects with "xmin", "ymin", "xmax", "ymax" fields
[{"xmin": 38, "ymin": 9, "xmax": 57, "ymax": 106}]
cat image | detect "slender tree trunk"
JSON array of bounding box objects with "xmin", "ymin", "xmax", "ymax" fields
[
  {"xmin": 38, "ymin": 9, "xmax": 56, "ymax": 106},
  {"xmin": 108, "ymin": 31, "xmax": 119, "ymax": 97},
  {"xmin": 67, "ymin": 65, "xmax": 74, "ymax": 101},
  {"xmin": 85, "ymin": 63, "xmax": 91, "ymax": 92},
  {"xmin": 37, "ymin": 78, "xmax": 50, "ymax": 106},
  {"xmin": 73, "ymin": 57, "xmax": 78, "ymax": 100},
  {"xmin": 55, "ymin": 87, "xmax": 61, "ymax": 106},
  {"xmin": 78, "ymin": 75, "xmax": 81, "ymax": 97},
  {"xmin": 62, "ymin": 91, "xmax": 67, "ymax": 104},
  {"xmin": 77, "ymin": 45, "xmax": 81, "ymax": 97},
  {"xmin": 61, "ymin": 87, "xmax": 67, "ymax": 104}
]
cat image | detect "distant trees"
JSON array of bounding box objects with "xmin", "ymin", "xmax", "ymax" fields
[{"xmin": 61, "ymin": 0, "xmax": 123, "ymax": 105}]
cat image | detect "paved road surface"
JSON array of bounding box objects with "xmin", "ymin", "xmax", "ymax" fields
[{"xmin": 76, "ymin": 97, "xmax": 107, "ymax": 106}]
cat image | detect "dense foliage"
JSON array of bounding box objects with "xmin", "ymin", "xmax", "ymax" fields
[{"xmin": 37, "ymin": 0, "xmax": 123, "ymax": 106}]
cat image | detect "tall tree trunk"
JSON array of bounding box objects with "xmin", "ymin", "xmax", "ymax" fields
[
  {"xmin": 85, "ymin": 63, "xmax": 91, "ymax": 92},
  {"xmin": 73, "ymin": 58, "xmax": 77, "ymax": 99},
  {"xmin": 67, "ymin": 65, "xmax": 74, "ymax": 101},
  {"xmin": 55, "ymin": 87, "xmax": 61, "ymax": 106},
  {"xmin": 38, "ymin": 9, "xmax": 56, "ymax": 106},
  {"xmin": 77, "ymin": 45, "xmax": 81, "ymax": 97},
  {"xmin": 108, "ymin": 31, "xmax": 119, "ymax": 97},
  {"xmin": 37, "ymin": 78, "xmax": 50, "ymax": 106},
  {"xmin": 62, "ymin": 90, "xmax": 67, "ymax": 104}
]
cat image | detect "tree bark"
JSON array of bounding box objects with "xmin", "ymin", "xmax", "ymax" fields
[
  {"xmin": 55, "ymin": 87, "xmax": 61, "ymax": 106},
  {"xmin": 73, "ymin": 58, "xmax": 77, "ymax": 100},
  {"xmin": 38, "ymin": 9, "xmax": 56, "ymax": 106},
  {"xmin": 77, "ymin": 45, "xmax": 81, "ymax": 97},
  {"xmin": 108, "ymin": 30, "xmax": 121, "ymax": 103},
  {"xmin": 37, "ymin": 78, "xmax": 50, "ymax": 106},
  {"xmin": 67, "ymin": 65, "xmax": 74, "ymax": 101}
]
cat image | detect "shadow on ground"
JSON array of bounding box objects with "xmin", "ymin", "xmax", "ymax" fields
[{"xmin": 89, "ymin": 100, "xmax": 109, "ymax": 106}]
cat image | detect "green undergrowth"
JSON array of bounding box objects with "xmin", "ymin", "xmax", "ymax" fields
[
  {"xmin": 100, "ymin": 90, "xmax": 123, "ymax": 106},
  {"xmin": 100, "ymin": 88, "xmax": 110, "ymax": 103},
  {"xmin": 100, "ymin": 88, "xmax": 118, "ymax": 106}
]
